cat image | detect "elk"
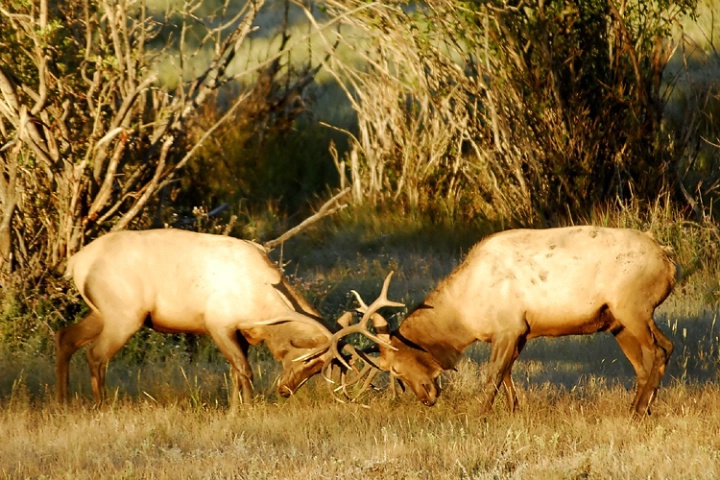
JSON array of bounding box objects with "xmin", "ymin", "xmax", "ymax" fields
[
  {"xmin": 56, "ymin": 228, "xmax": 364, "ymax": 408},
  {"xmin": 355, "ymin": 226, "xmax": 679, "ymax": 416}
]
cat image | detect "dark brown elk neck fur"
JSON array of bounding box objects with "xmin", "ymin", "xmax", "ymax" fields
[
  {"xmin": 396, "ymin": 284, "xmax": 477, "ymax": 371},
  {"xmin": 242, "ymin": 279, "xmax": 330, "ymax": 362},
  {"xmin": 273, "ymin": 279, "xmax": 328, "ymax": 326}
]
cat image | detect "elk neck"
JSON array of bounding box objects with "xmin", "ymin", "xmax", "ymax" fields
[{"xmin": 394, "ymin": 294, "xmax": 475, "ymax": 371}]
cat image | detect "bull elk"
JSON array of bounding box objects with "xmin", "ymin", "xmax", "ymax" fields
[
  {"xmin": 56, "ymin": 228, "xmax": 367, "ymax": 408},
  {"xmin": 356, "ymin": 226, "xmax": 679, "ymax": 415}
]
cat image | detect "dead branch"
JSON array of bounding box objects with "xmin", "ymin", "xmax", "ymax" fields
[{"xmin": 264, "ymin": 188, "xmax": 350, "ymax": 250}]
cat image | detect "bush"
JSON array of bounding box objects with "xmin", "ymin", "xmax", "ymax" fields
[{"xmin": 322, "ymin": 0, "xmax": 707, "ymax": 224}]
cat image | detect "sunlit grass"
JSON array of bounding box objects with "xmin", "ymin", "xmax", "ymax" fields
[
  {"xmin": 679, "ymin": 0, "xmax": 720, "ymax": 51},
  {"xmin": 2, "ymin": 202, "xmax": 720, "ymax": 478},
  {"xmin": 2, "ymin": 372, "xmax": 720, "ymax": 478}
]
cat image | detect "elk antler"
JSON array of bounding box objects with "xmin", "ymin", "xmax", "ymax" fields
[
  {"xmin": 294, "ymin": 271, "xmax": 405, "ymax": 370},
  {"xmin": 319, "ymin": 343, "xmax": 385, "ymax": 404},
  {"xmin": 254, "ymin": 272, "xmax": 405, "ymax": 402},
  {"xmin": 248, "ymin": 310, "xmax": 333, "ymax": 339}
]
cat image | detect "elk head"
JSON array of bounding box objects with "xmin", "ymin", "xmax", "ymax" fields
[
  {"xmin": 251, "ymin": 310, "xmax": 345, "ymax": 397},
  {"xmin": 350, "ymin": 275, "xmax": 445, "ymax": 407}
]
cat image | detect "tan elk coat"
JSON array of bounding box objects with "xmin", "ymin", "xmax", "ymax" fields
[
  {"xmin": 56, "ymin": 228, "xmax": 338, "ymax": 408},
  {"xmin": 369, "ymin": 226, "xmax": 678, "ymax": 415}
]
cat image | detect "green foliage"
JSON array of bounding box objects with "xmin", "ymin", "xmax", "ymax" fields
[
  {"xmin": 0, "ymin": 279, "xmax": 81, "ymax": 355},
  {"xmin": 478, "ymin": 0, "xmax": 696, "ymax": 207}
]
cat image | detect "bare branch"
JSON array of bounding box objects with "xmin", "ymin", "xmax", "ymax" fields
[
  {"xmin": 111, "ymin": 135, "xmax": 174, "ymax": 231},
  {"xmin": 263, "ymin": 188, "xmax": 351, "ymax": 251}
]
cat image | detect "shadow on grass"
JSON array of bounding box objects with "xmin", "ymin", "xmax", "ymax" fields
[
  {"xmin": 0, "ymin": 340, "xmax": 292, "ymax": 407},
  {"xmin": 2, "ymin": 310, "xmax": 716, "ymax": 409},
  {"xmin": 457, "ymin": 309, "xmax": 720, "ymax": 394}
]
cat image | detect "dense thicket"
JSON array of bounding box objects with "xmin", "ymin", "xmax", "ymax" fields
[{"xmin": 322, "ymin": 0, "xmax": 716, "ymax": 224}]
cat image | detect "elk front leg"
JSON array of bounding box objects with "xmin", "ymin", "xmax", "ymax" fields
[
  {"xmin": 502, "ymin": 371, "xmax": 519, "ymax": 412},
  {"xmin": 210, "ymin": 328, "xmax": 253, "ymax": 410},
  {"xmin": 480, "ymin": 333, "xmax": 522, "ymax": 414}
]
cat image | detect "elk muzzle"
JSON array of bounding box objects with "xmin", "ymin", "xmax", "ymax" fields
[
  {"xmin": 408, "ymin": 378, "xmax": 440, "ymax": 407},
  {"xmin": 278, "ymin": 356, "xmax": 326, "ymax": 397}
]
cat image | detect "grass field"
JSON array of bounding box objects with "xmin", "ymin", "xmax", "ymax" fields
[
  {"xmin": 3, "ymin": 380, "xmax": 720, "ymax": 479},
  {"xmin": 2, "ymin": 325, "xmax": 720, "ymax": 479},
  {"xmin": 1, "ymin": 214, "xmax": 719, "ymax": 479}
]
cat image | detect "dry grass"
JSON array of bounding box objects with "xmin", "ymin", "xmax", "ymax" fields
[
  {"xmin": 2, "ymin": 373, "xmax": 720, "ymax": 479},
  {"xmin": 2, "ymin": 308, "xmax": 719, "ymax": 479}
]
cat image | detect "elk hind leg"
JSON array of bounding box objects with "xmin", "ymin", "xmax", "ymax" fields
[
  {"xmin": 649, "ymin": 322, "xmax": 674, "ymax": 378},
  {"xmin": 85, "ymin": 320, "xmax": 142, "ymax": 405},
  {"xmin": 614, "ymin": 318, "xmax": 673, "ymax": 415},
  {"xmin": 55, "ymin": 312, "xmax": 103, "ymax": 403},
  {"xmin": 637, "ymin": 321, "xmax": 673, "ymax": 413},
  {"xmin": 613, "ymin": 328, "xmax": 650, "ymax": 414}
]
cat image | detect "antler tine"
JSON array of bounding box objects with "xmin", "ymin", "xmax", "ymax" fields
[
  {"xmin": 349, "ymin": 271, "xmax": 405, "ymax": 340},
  {"xmin": 350, "ymin": 289, "xmax": 368, "ymax": 311},
  {"xmin": 352, "ymin": 271, "xmax": 405, "ymax": 314},
  {"xmin": 320, "ymin": 344, "xmax": 384, "ymax": 404},
  {"xmin": 336, "ymin": 344, "xmax": 383, "ymax": 398},
  {"xmin": 251, "ymin": 311, "xmax": 332, "ymax": 336}
]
